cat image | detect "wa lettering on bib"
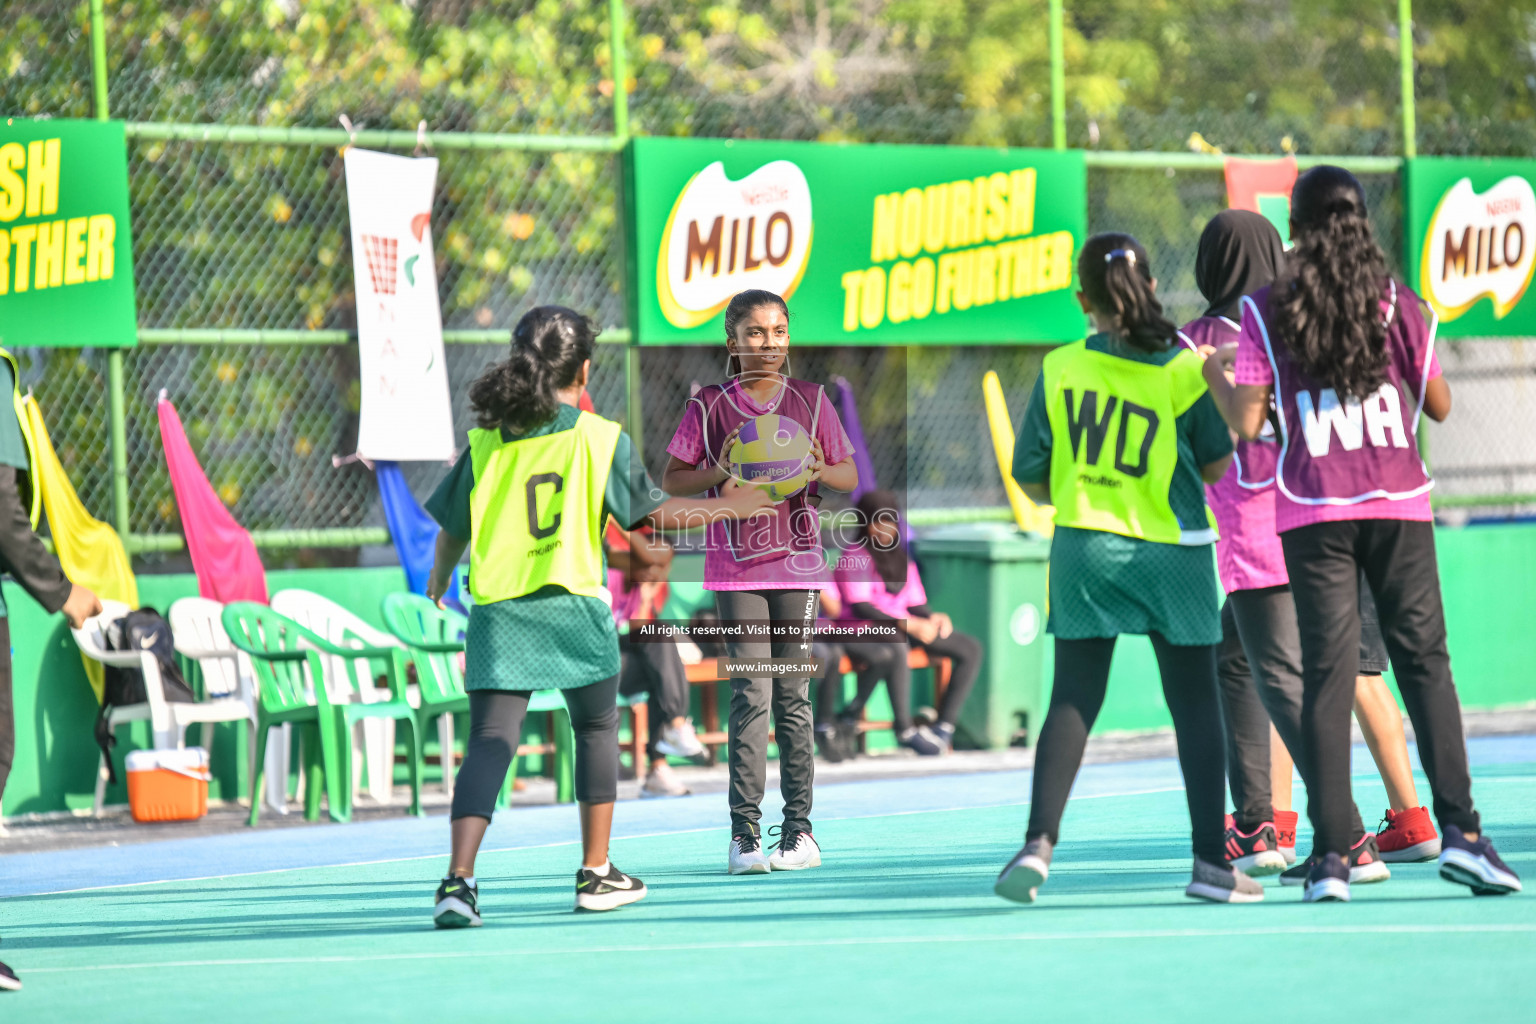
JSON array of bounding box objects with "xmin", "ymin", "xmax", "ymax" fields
[
  {"xmin": 1244, "ymin": 282, "xmax": 1435, "ymax": 507},
  {"xmin": 1043, "ymin": 340, "xmax": 1214, "ymax": 546}
]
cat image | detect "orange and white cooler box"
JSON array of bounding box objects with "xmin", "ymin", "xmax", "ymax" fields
[{"xmin": 125, "ymin": 748, "xmax": 211, "ymax": 823}]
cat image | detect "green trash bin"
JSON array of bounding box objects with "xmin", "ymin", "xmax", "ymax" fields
[{"xmin": 913, "ymin": 522, "xmax": 1051, "ymax": 750}]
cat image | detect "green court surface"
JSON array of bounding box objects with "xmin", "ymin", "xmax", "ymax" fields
[{"xmin": 4, "ymin": 751, "xmax": 1533, "ymax": 1023}]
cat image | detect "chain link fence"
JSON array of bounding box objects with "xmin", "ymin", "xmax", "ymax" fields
[{"xmin": 4, "ymin": 0, "xmax": 1534, "ymax": 564}]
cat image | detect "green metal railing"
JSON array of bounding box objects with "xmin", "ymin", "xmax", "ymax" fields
[{"xmin": 76, "ymin": 0, "xmax": 1503, "ymax": 556}]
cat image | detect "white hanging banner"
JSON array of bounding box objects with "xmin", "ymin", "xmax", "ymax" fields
[{"xmin": 344, "ymin": 148, "xmax": 454, "ymax": 462}]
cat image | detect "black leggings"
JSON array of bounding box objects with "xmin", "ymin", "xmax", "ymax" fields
[
  {"xmin": 833, "ymin": 632, "xmax": 982, "ymax": 732},
  {"xmin": 1028, "ymin": 634, "xmax": 1227, "ymax": 864},
  {"xmin": 450, "ymin": 676, "xmax": 620, "ymax": 821}
]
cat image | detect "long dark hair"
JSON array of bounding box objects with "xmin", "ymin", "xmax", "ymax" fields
[
  {"xmin": 852, "ymin": 489, "xmax": 907, "ymax": 592},
  {"xmin": 1271, "ymin": 166, "xmax": 1391, "ymax": 399},
  {"xmin": 723, "ymin": 289, "xmax": 789, "ymax": 377},
  {"xmin": 1077, "ymin": 233, "xmax": 1177, "ymax": 352},
  {"xmin": 469, "ymin": 305, "xmax": 596, "ymax": 433}
]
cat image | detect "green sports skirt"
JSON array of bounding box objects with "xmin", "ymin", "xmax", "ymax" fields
[{"xmin": 1046, "ymin": 526, "xmax": 1222, "ymax": 646}]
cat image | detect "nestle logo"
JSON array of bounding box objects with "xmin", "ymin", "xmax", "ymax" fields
[{"xmin": 1487, "ymin": 198, "xmax": 1523, "ymax": 217}]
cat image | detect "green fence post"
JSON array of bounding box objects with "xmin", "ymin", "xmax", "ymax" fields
[
  {"xmin": 609, "ymin": 0, "xmax": 629, "ymax": 140},
  {"xmin": 91, "ymin": 0, "xmax": 133, "ymax": 542},
  {"xmin": 1049, "ymin": 0, "xmax": 1066, "ymax": 149},
  {"xmin": 1398, "ymin": 0, "xmax": 1417, "ymax": 159}
]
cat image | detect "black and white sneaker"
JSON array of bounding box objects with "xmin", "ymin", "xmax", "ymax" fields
[
  {"xmin": 575, "ymin": 863, "xmax": 648, "ymax": 911},
  {"xmin": 1439, "ymin": 825, "xmax": 1522, "ymax": 895},
  {"xmin": 0, "ymin": 958, "xmax": 20, "ymax": 992},
  {"xmin": 767, "ymin": 824, "xmax": 822, "ymax": 870},
  {"xmin": 433, "ymin": 875, "xmax": 482, "ymax": 929}
]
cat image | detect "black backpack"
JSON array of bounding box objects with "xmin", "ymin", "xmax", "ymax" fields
[{"xmin": 94, "ymin": 606, "xmax": 197, "ymax": 784}]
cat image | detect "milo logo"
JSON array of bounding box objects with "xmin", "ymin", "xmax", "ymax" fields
[
  {"xmin": 656, "ymin": 160, "xmax": 813, "ymax": 329},
  {"xmin": 1420, "ymin": 175, "xmax": 1536, "ymax": 322}
]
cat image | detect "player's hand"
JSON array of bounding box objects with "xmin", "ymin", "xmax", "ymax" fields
[
  {"xmin": 721, "ymin": 477, "xmax": 775, "ymax": 518},
  {"xmin": 62, "ymin": 584, "xmax": 103, "ymax": 629},
  {"xmin": 806, "ymin": 438, "xmax": 828, "ymax": 482},
  {"xmin": 932, "ymin": 612, "xmax": 954, "ymax": 639},
  {"xmin": 426, "ymin": 572, "xmax": 451, "ymax": 609},
  {"xmin": 906, "ymin": 617, "xmax": 938, "ymax": 645},
  {"xmin": 715, "ymin": 425, "xmax": 744, "ymax": 485}
]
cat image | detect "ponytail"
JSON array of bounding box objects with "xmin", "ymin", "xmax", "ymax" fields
[
  {"xmin": 1077, "ymin": 233, "xmax": 1177, "ymax": 352},
  {"xmin": 1271, "ymin": 166, "xmax": 1390, "ymax": 400},
  {"xmin": 469, "ymin": 305, "xmax": 596, "ymax": 433}
]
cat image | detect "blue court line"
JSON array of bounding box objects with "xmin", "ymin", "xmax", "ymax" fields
[{"xmin": 2, "ymin": 734, "xmax": 1531, "ymax": 900}]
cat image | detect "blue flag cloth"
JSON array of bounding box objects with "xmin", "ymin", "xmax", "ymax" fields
[{"xmin": 377, "ymin": 460, "xmax": 462, "ymax": 609}]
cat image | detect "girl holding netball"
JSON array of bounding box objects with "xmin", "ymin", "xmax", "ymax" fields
[
  {"xmin": 1203, "ymin": 166, "xmax": 1521, "ymax": 901},
  {"xmin": 424, "ymin": 306, "xmax": 771, "ymax": 927},
  {"xmin": 663, "ymin": 289, "xmax": 858, "ymax": 875},
  {"xmin": 997, "ymin": 232, "xmax": 1263, "ymax": 905},
  {"xmin": 1183, "ymin": 210, "xmax": 1437, "ymax": 882}
]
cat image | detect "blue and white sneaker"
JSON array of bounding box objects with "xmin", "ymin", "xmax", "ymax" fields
[
  {"xmin": 1303, "ymin": 851, "xmax": 1351, "ymax": 903},
  {"xmin": 1438, "ymin": 825, "xmax": 1522, "ymax": 895}
]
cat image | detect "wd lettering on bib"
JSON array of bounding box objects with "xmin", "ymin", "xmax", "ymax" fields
[
  {"xmin": 1042, "ymin": 340, "xmax": 1215, "ymax": 546},
  {"xmin": 1295, "ymin": 384, "xmax": 1410, "ymax": 457}
]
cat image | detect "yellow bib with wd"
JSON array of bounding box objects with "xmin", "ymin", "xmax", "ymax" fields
[
  {"xmin": 1042, "ymin": 340, "xmax": 1215, "ymax": 546},
  {"xmin": 467, "ymin": 410, "xmax": 622, "ymax": 604}
]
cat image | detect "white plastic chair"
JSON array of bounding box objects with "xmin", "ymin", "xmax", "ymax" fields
[
  {"xmin": 73, "ymin": 600, "xmax": 255, "ymax": 817},
  {"xmin": 167, "ymin": 597, "xmax": 288, "ymax": 816},
  {"xmin": 270, "ymin": 589, "xmax": 402, "ymax": 806}
]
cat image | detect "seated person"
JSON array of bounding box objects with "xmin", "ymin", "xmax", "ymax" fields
[
  {"xmin": 812, "ymin": 586, "xmax": 903, "ymax": 762},
  {"xmin": 608, "ymin": 524, "xmax": 705, "ymax": 798},
  {"xmin": 831, "ymin": 490, "xmax": 983, "ymax": 755}
]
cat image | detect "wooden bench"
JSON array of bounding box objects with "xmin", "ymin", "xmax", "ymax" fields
[{"xmin": 676, "ymin": 648, "xmax": 952, "ymax": 762}]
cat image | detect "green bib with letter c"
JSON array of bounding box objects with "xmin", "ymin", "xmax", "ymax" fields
[{"xmin": 467, "ymin": 410, "xmax": 622, "ymax": 604}]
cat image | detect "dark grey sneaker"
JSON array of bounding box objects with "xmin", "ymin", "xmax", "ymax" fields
[
  {"xmin": 1186, "ymin": 857, "xmax": 1265, "ymax": 903},
  {"xmin": 1303, "ymin": 851, "xmax": 1351, "ymax": 903},
  {"xmin": 1439, "ymin": 825, "xmax": 1522, "ymax": 895},
  {"xmin": 995, "ymin": 835, "xmax": 1053, "ymax": 904}
]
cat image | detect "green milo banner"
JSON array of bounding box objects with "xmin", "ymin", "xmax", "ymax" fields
[
  {"xmin": 625, "ymin": 138, "xmax": 1086, "ymax": 344},
  {"xmin": 0, "ymin": 119, "xmax": 137, "ymax": 348},
  {"xmin": 1406, "ymin": 157, "xmax": 1536, "ymax": 338}
]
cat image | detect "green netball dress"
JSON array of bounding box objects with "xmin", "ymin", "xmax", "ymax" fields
[
  {"xmin": 1013, "ymin": 333, "xmax": 1231, "ymax": 644},
  {"xmin": 425, "ymin": 403, "xmax": 666, "ymax": 689}
]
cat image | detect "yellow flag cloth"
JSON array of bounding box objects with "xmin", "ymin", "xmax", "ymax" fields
[
  {"xmin": 981, "ymin": 371, "xmax": 1055, "ymax": 538},
  {"xmin": 21, "ymin": 396, "xmax": 139, "ymax": 703}
]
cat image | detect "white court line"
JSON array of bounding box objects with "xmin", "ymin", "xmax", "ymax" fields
[
  {"xmin": 19, "ymin": 923, "xmax": 1536, "ymax": 974},
  {"xmin": 8, "ymin": 786, "xmax": 1185, "ymax": 900}
]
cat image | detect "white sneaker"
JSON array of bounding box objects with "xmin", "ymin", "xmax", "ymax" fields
[
  {"xmin": 768, "ymin": 826, "xmax": 822, "ymax": 871},
  {"xmin": 728, "ymin": 826, "xmax": 771, "ymax": 875},
  {"xmin": 656, "ymin": 718, "xmax": 705, "ymax": 759},
  {"xmin": 640, "ymin": 760, "xmax": 689, "ymax": 799}
]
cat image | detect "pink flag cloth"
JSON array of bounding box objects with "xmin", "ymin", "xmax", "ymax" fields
[{"xmin": 158, "ymin": 398, "xmax": 269, "ymax": 604}]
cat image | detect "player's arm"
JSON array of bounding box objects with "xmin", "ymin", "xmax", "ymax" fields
[
  {"xmin": 1201, "ymin": 346, "xmax": 1270, "ymax": 441},
  {"xmin": 427, "ymin": 530, "xmax": 467, "ymax": 607},
  {"xmin": 808, "ymin": 440, "xmax": 858, "ymax": 492},
  {"xmin": 1019, "ymin": 480, "xmax": 1051, "ymax": 505},
  {"xmin": 661, "ymin": 454, "xmax": 729, "ymax": 497},
  {"xmin": 1422, "ymin": 376, "xmax": 1451, "ymax": 422}
]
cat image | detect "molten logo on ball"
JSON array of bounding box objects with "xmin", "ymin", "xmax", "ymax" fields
[
  {"xmin": 729, "ymin": 414, "xmax": 813, "ymax": 502},
  {"xmin": 1420, "ymin": 175, "xmax": 1536, "ymax": 322}
]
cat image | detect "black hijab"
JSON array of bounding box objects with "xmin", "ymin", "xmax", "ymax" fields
[
  {"xmin": 1195, "ymin": 210, "xmax": 1287, "ymax": 320},
  {"xmin": 853, "ymin": 490, "xmax": 907, "ymax": 594}
]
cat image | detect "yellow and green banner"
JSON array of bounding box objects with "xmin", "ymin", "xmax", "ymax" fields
[
  {"xmin": 625, "ymin": 138, "xmax": 1086, "ymax": 344},
  {"xmin": 0, "ymin": 119, "xmax": 137, "ymax": 348},
  {"xmin": 1406, "ymin": 156, "xmax": 1536, "ymax": 337}
]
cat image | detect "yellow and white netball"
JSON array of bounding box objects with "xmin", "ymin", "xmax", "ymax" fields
[{"xmin": 728, "ymin": 414, "xmax": 814, "ymax": 502}]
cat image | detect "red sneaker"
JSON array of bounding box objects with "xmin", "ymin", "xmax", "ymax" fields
[
  {"xmin": 1378, "ymin": 806, "xmax": 1442, "ymax": 862},
  {"xmin": 1274, "ymin": 809, "xmax": 1299, "ymax": 865}
]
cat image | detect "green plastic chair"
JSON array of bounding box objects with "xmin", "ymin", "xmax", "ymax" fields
[
  {"xmin": 222, "ymin": 602, "xmax": 423, "ymax": 825},
  {"xmin": 380, "ymin": 592, "xmax": 574, "ymax": 805}
]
